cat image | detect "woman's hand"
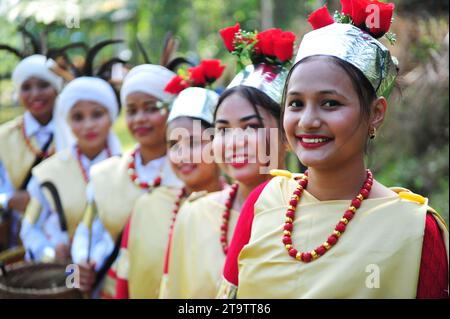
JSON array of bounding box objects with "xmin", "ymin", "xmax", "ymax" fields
[
  {"xmin": 55, "ymin": 243, "xmax": 71, "ymax": 263},
  {"xmin": 78, "ymin": 261, "xmax": 97, "ymax": 294},
  {"xmin": 7, "ymin": 191, "xmax": 30, "ymax": 213}
]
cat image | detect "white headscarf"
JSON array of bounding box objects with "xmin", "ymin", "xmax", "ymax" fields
[
  {"xmin": 12, "ymin": 54, "xmax": 63, "ymax": 92},
  {"xmin": 54, "ymin": 77, "xmax": 121, "ymax": 155},
  {"xmin": 120, "ymin": 64, "xmax": 176, "ymax": 106}
]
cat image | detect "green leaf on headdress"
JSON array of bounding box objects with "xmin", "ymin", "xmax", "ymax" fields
[
  {"xmin": 176, "ymin": 65, "xmax": 190, "ymax": 80},
  {"xmin": 385, "ymin": 32, "xmax": 397, "ymax": 46},
  {"xmin": 334, "ymin": 11, "xmax": 352, "ymax": 24},
  {"xmin": 231, "ymin": 29, "xmax": 259, "ymax": 71}
]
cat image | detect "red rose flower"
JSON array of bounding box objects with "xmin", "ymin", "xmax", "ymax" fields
[
  {"xmin": 256, "ymin": 28, "xmax": 283, "ymax": 57},
  {"xmin": 307, "ymin": 5, "xmax": 335, "ymax": 30},
  {"xmin": 188, "ymin": 65, "xmax": 207, "ymax": 86},
  {"xmin": 219, "ymin": 23, "xmax": 241, "ymax": 52},
  {"xmin": 274, "ymin": 31, "xmax": 296, "ymax": 62},
  {"xmin": 367, "ymin": 2, "xmax": 395, "ymax": 38},
  {"xmin": 340, "ymin": 0, "xmax": 353, "ymax": 15},
  {"xmin": 200, "ymin": 59, "xmax": 226, "ymax": 82},
  {"xmin": 349, "ymin": 0, "xmax": 372, "ymax": 27},
  {"xmin": 340, "ymin": 0, "xmax": 395, "ymax": 38},
  {"xmin": 165, "ymin": 75, "xmax": 188, "ymax": 94}
]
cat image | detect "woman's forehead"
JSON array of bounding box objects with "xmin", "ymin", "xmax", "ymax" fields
[
  {"xmin": 72, "ymin": 100, "xmax": 107, "ymax": 111},
  {"xmin": 22, "ymin": 76, "xmax": 50, "ymax": 85},
  {"xmin": 216, "ymin": 93, "xmax": 275, "ymax": 124},
  {"xmin": 217, "ymin": 93, "xmax": 255, "ymax": 115},
  {"xmin": 126, "ymin": 91, "xmax": 159, "ymax": 103},
  {"xmin": 288, "ymin": 58, "xmax": 352, "ymax": 93},
  {"xmin": 167, "ymin": 117, "xmax": 206, "ymax": 138}
]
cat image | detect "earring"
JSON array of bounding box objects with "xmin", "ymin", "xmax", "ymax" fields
[
  {"xmin": 369, "ymin": 127, "xmax": 377, "ymax": 140},
  {"xmin": 285, "ymin": 143, "xmax": 292, "ymax": 152}
]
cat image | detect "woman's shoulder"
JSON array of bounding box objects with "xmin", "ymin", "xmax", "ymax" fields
[
  {"xmin": 388, "ymin": 185, "xmax": 448, "ymax": 229},
  {"xmin": 177, "ymin": 188, "xmax": 230, "ymax": 222},
  {"xmin": 0, "ymin": 116, "xmax": 22, "ymax": 137},
  {"xmin": 370, "ymin": 180, "xmax": 399, "ymax": 199},
  {"xmin": 186, "ymin": 189, "xmax": 226, "ymax": 211},
  {"xmin": 33, "ymin": 149, "xmax": 73, "ymax": 173},
  {"xmin": 90, "ymin": 153, "xmax": 126, "ymax": 177},
  {"xmin": 203, "ymin": 188, "xmax": 227, "ymax": 204},
  {"xmin": 246, "ymin": 179, "xmax": 272, "ymax": 206},
  {"xmin": 372, "ymin": 183, "xmax": 445, "ymax": 227},
  {"xmin": 253, "ymin": 172, "xmax": 302, "ymax": 208},
  {"xmin": 89, "ymin": 154, "xmax": 132, "ymax": 198}
]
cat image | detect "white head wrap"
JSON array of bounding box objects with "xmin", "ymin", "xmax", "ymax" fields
[
  {"xmin": 12, "ymin": 54, "xmax": 63, "ymax": 92},
  {"xmin": 167, "ymin": 87, "xmax": 218, "ymax": 125},
  {"xmin": 54, "ymin": 76, "xmax": 121, "ymax": 154},
  {"xmin": 120, "ymin": 64, "xmax": 176, "ymax": 106}
]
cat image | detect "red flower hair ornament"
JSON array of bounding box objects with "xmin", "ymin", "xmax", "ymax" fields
[
  {"xmin": 219, "ymin": 23, "xmax": 296, "ymax": 71},
  {"xmin": 164, "ymin": 59, "xmax": 226, "ymax": 95},
  {"xmin": 298, "ymin": 0, "xmax": 398, "ymax": 98},
  {"xmin": 218, "ymin": 24, "xmax": 296, "ymax": 104},
  {"xmin": 308, "ymin": 1, "xmax": 396, "ymax": 43}
]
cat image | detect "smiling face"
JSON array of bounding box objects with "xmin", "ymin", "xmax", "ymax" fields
[
  {"xmin": 69, "ymin": 100, "xmax": 112, "ymax": 153},
  {"xmin": 19, "ymin": 77, "xmax": 58, "ymax": 124},
  {"xmin": 125, "ymin": 91, "xmax": 169, "ymax": 148},
  {"xmin": 167, "ymin": 117, "xmax": 220, "ymax": 191},
  {"xmin": 213, "ymin": 90, "xmax": 280, "ymax": 186},
  {"xmin": 283, "ymin": 57, "xmax": 376, "ymax": 170}
]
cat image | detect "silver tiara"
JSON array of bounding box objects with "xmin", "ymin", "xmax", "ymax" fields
[
  {"xmin": 167, "ymin": 87, "xmax": 218, "ymax": 125},
  {"xmin": 226, "ymin": 63, "xmax": 289, "ymax": 104},
  {"xmin": 296, "ymin": 23, "xmax": 398, "ymax": 97}
]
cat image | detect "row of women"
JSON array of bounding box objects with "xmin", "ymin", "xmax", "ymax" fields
[{"xmin": 0, "ymin": 1, "xmax": 448, "ymax": 299}]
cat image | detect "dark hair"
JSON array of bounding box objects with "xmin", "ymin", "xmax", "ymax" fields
[
  {"xmin": 196, "ymin": 118, "xmax": 213, "ymax": 130},
  {"xmin": 214, "ymin": 86, "xmax": 281, "ymax": 127},
  {"xmin": 281, "ymin": 55, "xmax": 377, "ymax": 129}
]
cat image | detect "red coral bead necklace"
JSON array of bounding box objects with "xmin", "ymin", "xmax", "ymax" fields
[{"xmin": 283, "ymin": 169, "xmax": 373, "ymax": 262}]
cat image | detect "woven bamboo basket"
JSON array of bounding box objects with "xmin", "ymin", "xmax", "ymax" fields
[
  {"xmin": 0, "ymin": 246, "xmax": 25, "ymax": 265},
  {"xmin": 0, "ymin": 262, "xmax": 83, "ymax": 299}
]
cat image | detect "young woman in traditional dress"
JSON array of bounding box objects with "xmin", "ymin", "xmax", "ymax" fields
[
  {"xmin": 114, "ymin": 60, "xmax": 226, "ymax": 299},
  {"xmin": 161, "ymin": 26, "xmax": 296, "ymax": 298},
  {"xmin": 219, "ymin": 2, "xmax": 448, "ymax": 299},
  {"xmin": 70, "ymin": 63, "xmax": 183, "ymax": 296},
  {"xmin": 19, "ymin": 74, "xmax": 121, "ymax": 264},
  {"xmin": 72, "ymin": 42, "xmax": 198, "ymax": 296},
  {"xmin": 19, "ymin": 40, "xmax": 124, "ymax": 264},
  {"xmin": 0, "ymin": 43, "xmax": 63, "ymax": 251}
]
